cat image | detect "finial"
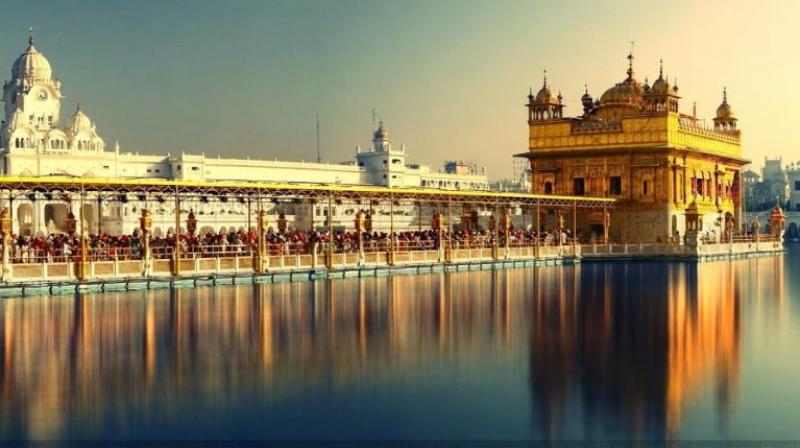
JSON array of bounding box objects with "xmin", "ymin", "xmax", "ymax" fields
[
  {"xmin": 659, "ymin": 58, "xmax": 663, "ymax": 78},
  {"xmin": 584, "ymin": 83, "xmax": 588, "ymax": 94},
  {"xmin": 28, "ymin": 27, "xmax": 34, "ymax": 46},
  {"xmin": 723, "ymin": 86, "xmax": 728, "ymax": 103},
  {"xmin": 626, "ymin": 41, "xmax": 635, "ymax": 78},
  {"xmin": 76, "ymin": 101, "xmax": 81, "ymax": 112},
  {"xmin": 543, "ymin": 69, "xmax": 548, "ymax": 88}
]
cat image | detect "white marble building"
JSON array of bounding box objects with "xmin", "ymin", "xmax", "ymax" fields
[{"xmin": 0, "ymin": 34, "xmax": 490, "ymax": 236}]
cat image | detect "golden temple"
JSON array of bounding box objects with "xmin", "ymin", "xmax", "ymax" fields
[{"xmin": 517, "ymin": 52, "xmax": 748, "ymax": 243}]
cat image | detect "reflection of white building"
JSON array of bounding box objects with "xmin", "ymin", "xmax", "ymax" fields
[{"xmin": 0, "ymin": 34, "xmax": 489, "ymax": 236}]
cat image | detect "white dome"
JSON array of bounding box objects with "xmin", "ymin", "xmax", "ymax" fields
[
  {"xmin": 11, "ymin": 35, "xmax": 52, "ymax": 81},
  {"xmin": 68, "ymin": 106, "xmax": 94, "ymax": 133}
]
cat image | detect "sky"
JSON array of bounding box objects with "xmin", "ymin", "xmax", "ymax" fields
[{"xmin": 0, "ymin": 0, "xmax": 797, "ymax": 179}]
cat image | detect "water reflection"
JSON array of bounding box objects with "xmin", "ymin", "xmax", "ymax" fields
[{"xmin": 0, "ymin": 254, "xmax": 793, "ymax": 442}]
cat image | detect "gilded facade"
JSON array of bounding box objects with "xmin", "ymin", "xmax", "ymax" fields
[{"xmin": 517, "ymin": 54, "xmax": 748, "ymax": 243}]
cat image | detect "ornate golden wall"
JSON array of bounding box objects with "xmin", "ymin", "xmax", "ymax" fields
[{"xmin": 523, "ymin": 114, "xmax": 747, "ymax": 242}]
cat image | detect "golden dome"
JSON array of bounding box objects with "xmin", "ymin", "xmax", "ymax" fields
[
  {"xmin": 600, "ymin": 81, "xmax": 644, "ymax": 105},
  {"xmin": 650, "ymin": 60, "xmax": 671, "ymax": 95},
  {"xmin": 599, "ymin": 53, "xmax": 643, "ymax": 108},
  {"xmin": 535, "ymin": 70, "xmax": 557, "ymax": 104},
  {"xmin": 716, "ymin": 87, "xmax": 734, "ymax": 119}
]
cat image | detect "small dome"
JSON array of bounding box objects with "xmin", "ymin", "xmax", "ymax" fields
[
  {"xmin": 650, "ymin": 76, "xmax": 670, "ymax": 95},
  {"xmin": 536, "ymin": 86, "xmax": 557, "ymax": 104},
  {"xmin": 535, "ymin": 70, "xmax": 557, "ymax": 104},
  {"xmin": 580, "ymin": 85, "xmax": 592, "ymax": 102},
  {"xmin": 68, "ymin": 105, "xmax": 94, "ymax": 133},
  {"xmin": 11, "ymin": 33, "xmax": 52, "ymax": 81},
  {"xmin": 716, "ymin": 88, "xmax": 733, "ymax": 119},
  {"xmin": 373, "ymin": 121, "xmax": 388, "ymax": 140}
]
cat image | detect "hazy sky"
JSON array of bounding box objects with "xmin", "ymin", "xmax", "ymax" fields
[{"xmin": 0, "ymin": 0, "xmax": 796, "ymax": 179}]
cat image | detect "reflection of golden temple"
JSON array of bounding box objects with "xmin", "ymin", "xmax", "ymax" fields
[
  {"xmin": 1, "ymin": 258, "xmax": 787, "ymax": 440},
  {"xmin": 528, "ymin": 262, "xmax": 745, "ymax": 439}
]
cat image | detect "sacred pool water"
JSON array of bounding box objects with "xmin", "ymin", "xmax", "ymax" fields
[{"xmin": 0, "ymin": 249, "xmax": 798, "ymax": 443}]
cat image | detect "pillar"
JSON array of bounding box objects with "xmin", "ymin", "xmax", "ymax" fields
[
  {"xmin": 445, "ymin": 200, "xmax": 453, "ymax": 263},
  {"xmin": 172, "ymin": 187, "xmax": 181, "ymax": 277},
  {"xmin": 432, "ymin": 209, "xmax": 443, "ymax": 262},
  {"xmin": 491, "ymin": 204, "xmax": 499, "ymax": 260},
  {"xmin": 355, "ymin": 210, "xmax": 365, "ymax": 266},
  {"xmin": 140, "ymin": 208, "xmax": 153, "ymax": 276},
  {"xmin": 502, "ymin": 207, "xmax": 511, "ymax": 259},
  {"xmin": 0, "ymin": 207, "xmax": 11, "ymax": 281},
  {"xmin": 97, "ymin": 196, "xmax": 103, "ymax": 236},
  {"xmin": 572, "ymin": 202, "xmax": 578, "ymax": 250},
  {"xmin": 255, "ymin": 209, "xmax": 269, "ymax": 273},
  {"xmin": 77, "ymin": 189, "xmax": 89, "ymax": 281},
  {"xmin": 387, "ymin": 195, "xmax": 395, "ymax": 266},
  {"xmin": 325, "ymin": 193, "xmax": 333, "ymax": 269}
]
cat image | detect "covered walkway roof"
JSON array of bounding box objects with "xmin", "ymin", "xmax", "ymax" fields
[{"xmin": 0, "ymin": 176, "xmax": 615, "ymax": 208}]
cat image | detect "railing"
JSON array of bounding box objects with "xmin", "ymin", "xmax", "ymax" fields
[{"xmin": 1, "ymin": 233, "xmax": 785, "ymax": 284}]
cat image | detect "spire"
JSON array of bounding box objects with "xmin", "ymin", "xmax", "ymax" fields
[
  {"xmin": 28, "ymin": 27, "xmax": 34, "ymax": 47},
  {"xmin": 658, "ymin": 58, "xmax": 664, "ymax": 79},
  {"xmin": 722, "ymin": 86, "xmax": 728, "ymax": 104},
  {"xmin": 626, "ymin": 41, "xmax": 635, "ymax": 79},
  {"xmin": 542, "ymin": 69, "xmax": 548, "ymax": 88},
  {"xmin": 584, "ymin": 83, "xmax": 588, "ymax": 95}
]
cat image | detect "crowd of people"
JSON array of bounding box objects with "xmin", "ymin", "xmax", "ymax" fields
[{"xmin": 6, "ymin": 227, "xmax": 579, "ymax": 264}]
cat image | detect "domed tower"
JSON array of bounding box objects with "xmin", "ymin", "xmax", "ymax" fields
[
  {"xmin": 526, "ymin": 71, "xmax": 564, "ymax": 123},
  {"xmin": 643, "ymin": 59, "xmax": 680, "ymax": 114},
  {"xmin": 713, "ymin": 87, "xmax": 737, "ymax": 131},
  {"xmin": 595, "ymin": 51, "xmax": 645, "ymax": 120},
  {"xmin": 67, "ymin": 103, "xmax": 105, "ymax": 151},
  {"xmin": 1, "ymin": 31, "xmax": 64, "ymax": 151},
  {"xmin": 580, "ymin": 84, "xmax": 595, "ymax": 116}
]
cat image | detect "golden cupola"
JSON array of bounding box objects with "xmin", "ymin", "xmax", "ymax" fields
[
  {"xmin": 642, "ymin": 59, "xmax": 680, "ymax": 114},
  {"xmin": 650, "ymin": 60, "xmax": 670, "ymax": 95},
  {"xmin": 526, "ymin": 70, "xmax": 564, "ymax": 123},
  {"xmin": 713, "ymin": 87, "xmax": 737, "ymax": 131},
  {"xmin": 596, "ymin": 52, "xmax": 644, "ymax": 119}
]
